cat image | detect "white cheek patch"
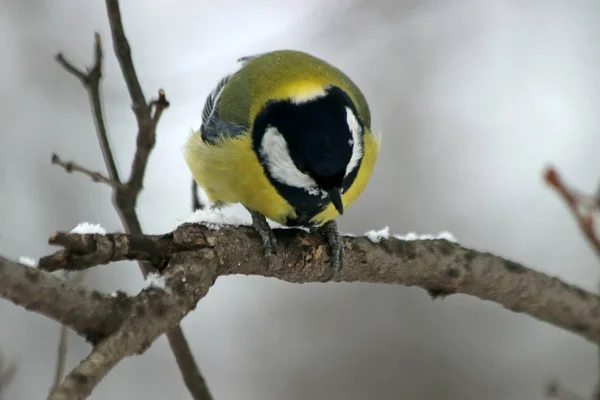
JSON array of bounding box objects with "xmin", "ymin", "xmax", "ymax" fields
[
  {"xmin": 260, "ymin": 126, "xmax": 324, "ymax": 197},
  {"xmin": 345, "ymin": 107, "xmax": 363, "ymax": 177}
]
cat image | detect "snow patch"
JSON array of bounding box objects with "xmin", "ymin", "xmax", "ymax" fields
[
  {"xmin": 365, "ymin": 226, "xmax": 390, "ymax": 243},
  {"xmin": 143, "ymin": 272, "xmax": 165, "ymax": 290},
  {"xmin": 183, "ymin": 208, "xmax": 309, "ymax": 231},
  {"xmin": 18, "ymin": 256, "xmax": 38, "ymax": 267},
  {"xmin": 185, "ymin": 208, "xmax": 250, "ymax": 229},
  {"xmin": 70, "ymin": 222, "xmax": 106, "ymax": 235},
  {"xmin": 395, "ymin": 231, "xmax": 457, "ymax": 242}
]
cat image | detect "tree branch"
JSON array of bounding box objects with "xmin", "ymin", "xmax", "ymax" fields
[
  {"xmin": 2, "ymin": 222, "xmax": 600, "ymax": 396},
  {"xmin": 49, "ymin": 251, "xmax": 218, "ymax": 400},
  {"xmin": 32, "ymin": 223, "xmax": 600, "ymax": 345},
  {"xmin": 543, "ymin": 167, "xmax": 600, "ymax": 399},
  {"xmin": 192, "ymin": 179, "xmax": 204, "ymax": 211},
  {"xmin": 55, "ymin": 33, "xmax": 120, "ymax": 183},
  {"xmin": 0, "ymin": 352, "xmax": 16, "ymax": 400},
  {"xmin": 0, "ymin": 257, "xmax": 124, "ymax": 344},
  {"xmin": 51, "ymin": 153, "xmax": 128, "ymax": 192},
  {"xmin": 105, "ymin": 0, "xmax": 169, "ymax": 194},
  {"xmin": 545, "ymin": 166, "xmax": 600, "ymax": 257},
  {"xmin": 546, "ymin": 380, "xmax": 585, "ymax": 400},
  {"xmin": 54, "ymin": 1, "xmax": 207, "ymax": 397},
  {"xmin": 51, "ymin": 271, "xmax": 87, "ymax": 394},
  {"xmin": 51, "ymin": 325, "xmax": 69, "ymax": 392}
]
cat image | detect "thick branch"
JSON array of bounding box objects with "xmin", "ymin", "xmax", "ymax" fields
[
  {"xmin": 36, "ymin": 223, "xmax": 600, "ymax": 345},
  {"xmin": 3, "ymin": 221, "xmax": 599, "ymax": 396},
  {"xmin": 0, "ymin": 256, "xmax": 125, "ymax": 344},
  {"xmin": 49, "ymin": 251, "xmax": 218, "ymax": 400}
]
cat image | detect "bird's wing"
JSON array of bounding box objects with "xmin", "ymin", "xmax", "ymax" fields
[{"xmin": 200, "ymin": 71, "xmax": 246, "ymax": 143}]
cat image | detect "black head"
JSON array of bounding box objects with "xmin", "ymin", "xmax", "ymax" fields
[{"xmin": 252, "ymin": 85, "xmax": 365, "ymax": 224}]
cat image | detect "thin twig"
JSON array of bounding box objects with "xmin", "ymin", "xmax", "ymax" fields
[
  {"xmin": 105, "ymin": 0, "xmax": 147, "ymax": 115},
  {"xmin": 50, "ymin": 271, "xmax": 87, "ymax": 393},
  {"xmin": 55, "ymin": 33, "xmax": 120, "ymax": 183},
  {"xmin": 192, "ymin": 179, "xmax": 203, "ymax": 211},
  {"xmin": 104, "ymin": 0, "xmax": 165, "ymax": 193},
  {"xmin": 546, "ymin": 380, "xmax": 585, "ymax": 400},
  {"xmin": 54, "ymin": 1, "xmax": 208, "ymax": 398},
  {"xmin": 0, "ymin": 352, "xmax": 16, "ymax": 400},
  {"xmin": 51, "ymin": 153, "xmax": 128, "ymax": 191},
  {"xmin": 544, "ymin": 168, "xmax": 600, "ymax": 399},
  {"xmin": 51, "ymin": 325, "xmax": 68, "ymax": 391},
  {"xmin": 594, "ymin": 280, "xmax": 600, "ymax": 400},
  {"xmin": 150, "ymin": 89, "xmax": 170, "ymax": 124},
  {"xmin": 545, "ymin": 167, "xmax": 600, "ymax": 257}
]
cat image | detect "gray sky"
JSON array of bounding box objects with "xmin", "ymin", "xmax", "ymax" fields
[{"xmin": 1, "ymin": 1, "xmax": 600, "ymax": 399}]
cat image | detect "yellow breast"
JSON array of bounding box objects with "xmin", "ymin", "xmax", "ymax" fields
[
  {"xmin": 184, "ymin": 132, "xmax": 296, "ymax": 224},
  {"xmin": 183, "ymin": 130, "xmax": 380, "ymax": 227}
]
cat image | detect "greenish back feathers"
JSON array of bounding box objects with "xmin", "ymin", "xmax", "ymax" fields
[{"xmin": 216, "ymin": 50, "xmax": 371, "ymax": 133}]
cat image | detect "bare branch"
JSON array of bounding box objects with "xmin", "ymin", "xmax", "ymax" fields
[
  {"xmin": 34, "ymin": 223, "xmax": 600, "ymax": 345},
  {"xmin": 51, "ymin": 153, "xmax": 128, "ymax": 192},
  {"xmin": 542, "ymin": 169, "xmax": 600, "ymax": 399},
  {"xmin": 55, "ymin": 33, "xmax": 120, "ymax": 183},
  {"xmin": 104, "ymin": 0, "xmax": 170, "ymax": 193},
  {"xmin": 594, "ymin": 281, "xmax": 600, "ymax": 400},
  {"xmin": 0, "ymin": 257, "xmax": 123, "ymax": 344},
  {"xmin": 51, "ymin": 325, "xmax": 68, "ymax": 392},
  {"xmin": 150, "ymin": 89, "xmax": 171, "ymax": 124},
  {"xmin": 55, "ymin": 1, "xmax": 204, "ymax": 397},
  {"xmin": 545, "ymin": 166, "xmax": 600, "ymax": 257},
  {"xmin": 0, "ymin": 352, "xmax": 17, "ymax": 400},
  {"xmin": 3, "ymin": 221, "xmax": 600, "ymax": 397},
  {"xmin": 54, "ymin": 53, "xmax": 87, "ymax": 82},
  {"xmin": 546, "ymin": 380, "xmax": 586, "ymax": 400},
  {"xmin": 49, "ymin": 251, "xmax": 218, "ymax": 400},
  {"xmin": 51, "ymin": 271, "xmax": 87, "ymax": 394},
  {"xmin": 105, "ymin": 0, "xmax": 148, "ymax": 116},
  {"xmin": 166, "ymin": 326, "xmax": 212, "ymax": 397},
  {"xmin": 192, "ymin": 180, "xmax": 204, "ymax": 211}
]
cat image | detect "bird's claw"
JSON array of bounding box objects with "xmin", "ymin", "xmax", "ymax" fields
[
  {"xmin": 318, "ymin": 220, "xmax": 344, "ymax": 279},
  {"xmin": 248, "ymin": 209, "xmax": 277, "ymax": 257}
]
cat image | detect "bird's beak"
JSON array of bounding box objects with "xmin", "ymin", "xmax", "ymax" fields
[{"xmin": 327, "ymin": 188, "xmax": 344, "ymax": 215}]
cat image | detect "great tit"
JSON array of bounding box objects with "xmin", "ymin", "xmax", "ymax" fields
[{"xmin": 184, "ymin": 50, "xmax": 380, "ymax": 275}]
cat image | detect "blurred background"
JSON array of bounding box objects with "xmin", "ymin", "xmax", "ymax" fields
[{"xmin": 1, "ymin": 0, "xmax": 600, "ymax": 399}]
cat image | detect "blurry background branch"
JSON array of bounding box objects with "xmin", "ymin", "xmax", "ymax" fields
[
  {"xmin": 0, "ymin": 352, "xmax": 16, "ymax": 400},
  {"xmin": 50, "ymin": 270, "xmax": 86, "ymax": 394},
  {"xmin": 50, "ymin": 0, "xmax": 210, "ymax": 399},
  {"xmin": 2, "ymin": 222, "xmax": 600, "ymax": 397},
  {"xmin": 545, "ymin": 166, "xmax": 600, "ymax": 259},
  {"xmin": 544, "ymin": 168, "xmax": 600, "ymax": 400},
  {"xmin": 192, "ymin": 180, "xmax": 204, "ymax": 211}
]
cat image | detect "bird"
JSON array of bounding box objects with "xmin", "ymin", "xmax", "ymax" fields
[{"xmin": 184, "ymin": 49, "xmax": 380, "ymax": 276}]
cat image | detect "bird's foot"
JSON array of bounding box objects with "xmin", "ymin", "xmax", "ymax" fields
[
  {"xmin": 317, "ymin": 220, "xmax": 344, "ymax": 279},
  {"xmin": 248, "ymin": 209, "xmax": 277, "ymax": 257}
]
